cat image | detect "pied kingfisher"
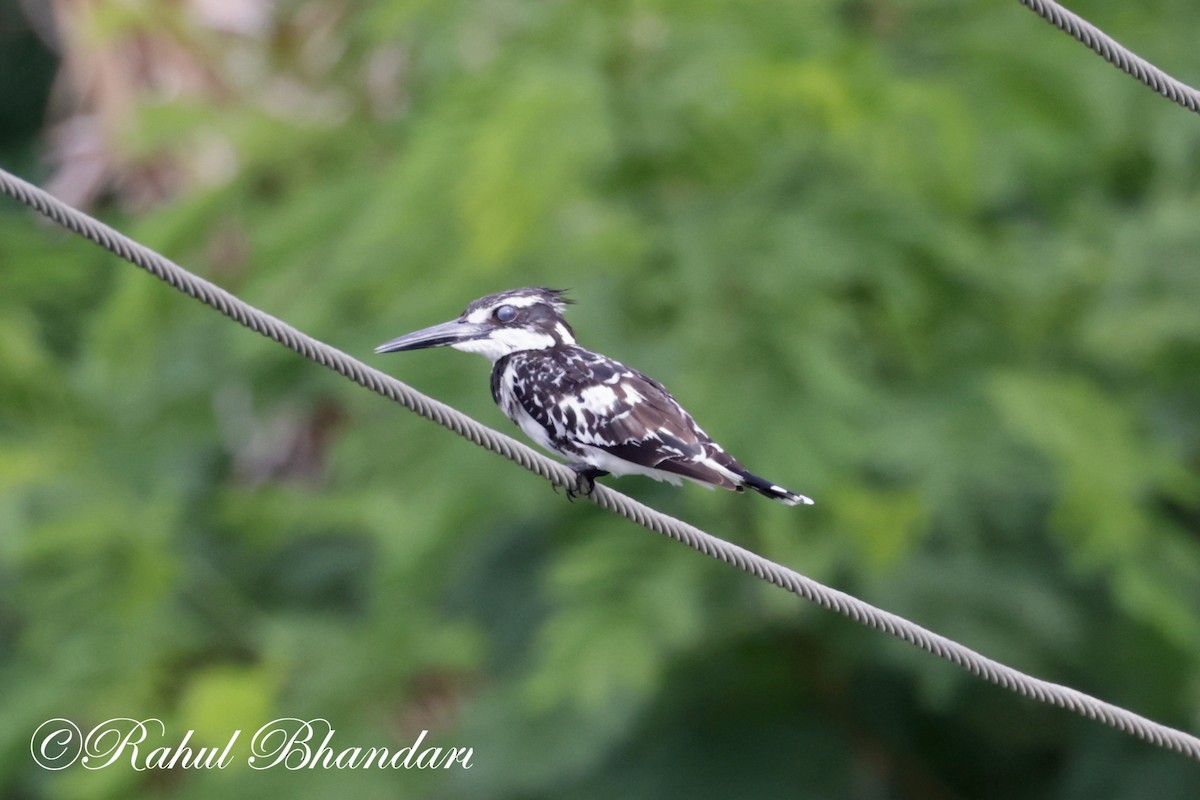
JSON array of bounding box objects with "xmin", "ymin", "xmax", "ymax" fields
[{"xmin": 375, "ymin": 288, "xmax": 813, "ymax": 506}]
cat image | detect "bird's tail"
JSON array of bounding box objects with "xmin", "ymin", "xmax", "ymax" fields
[{"xmin": 737, "ymin": 470, "xmax": 814, "ymax": 507}]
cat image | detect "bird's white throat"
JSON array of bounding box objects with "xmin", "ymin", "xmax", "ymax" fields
[{"xmin": 451, "ymin": 327, "xmax": 558, "ymax": 362}]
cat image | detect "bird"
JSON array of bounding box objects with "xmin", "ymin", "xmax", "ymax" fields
[{"xmin": 374, "ymin": 287, "xmax": 813, "ymax": 506}]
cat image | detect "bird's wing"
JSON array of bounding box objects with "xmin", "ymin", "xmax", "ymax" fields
[
  {"xmin": 592, "ymin": 376, "xmax": 742, "ymax": 489},
  {"xmin": 523, "ymin": 351, "xmax": 742, "ymax": 488}
]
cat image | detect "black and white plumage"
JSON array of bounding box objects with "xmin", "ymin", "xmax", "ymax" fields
[{"xmin": 375, "ymin": 288, "xmax": 813, "ymax": 506}]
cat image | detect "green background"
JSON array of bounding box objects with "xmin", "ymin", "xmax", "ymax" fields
[{"xmin": 2, "ymin": 0, "xmax": 1199, "ymax": 797}]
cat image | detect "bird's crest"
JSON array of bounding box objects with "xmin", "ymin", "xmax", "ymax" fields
[{"xmin": 462, "ymin": 287, "xmax": 572, "ymax": 318}]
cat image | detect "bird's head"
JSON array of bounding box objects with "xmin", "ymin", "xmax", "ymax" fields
[{"xmin": 375, "ymin": 287, "xmax": 576, "ymax": 363}]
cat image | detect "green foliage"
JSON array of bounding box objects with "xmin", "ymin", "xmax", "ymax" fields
[{"xmin": 3, "ymin": 1, "xmax": 1200, "ymax": 797}]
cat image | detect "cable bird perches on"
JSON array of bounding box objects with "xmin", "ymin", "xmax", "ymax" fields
[{"xmin": 2, "ymin": 165, "xmax": 1199, "ymax": 761}]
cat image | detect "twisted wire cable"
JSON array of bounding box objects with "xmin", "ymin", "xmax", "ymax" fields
[
  {"xmin": 3, "ymin": 166, "xmax": 1198, "ymax": 760},
  {"xmin": 1018, "ymin": 0, "xmax": 1200, "ymax": 114}
]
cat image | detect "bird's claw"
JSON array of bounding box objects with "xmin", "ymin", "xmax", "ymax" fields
[
  {"xmin": 563, "ymin": 464, "xmax": 606, "ymax": 501},
  {"xmin": 565, "ymin": 474, "xmax": 593, "ymax": 502}
]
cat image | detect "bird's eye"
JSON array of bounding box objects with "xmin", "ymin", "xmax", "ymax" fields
[{"xmin": 494, "ymin": 305, "xmax": 517, "ymax": 323}]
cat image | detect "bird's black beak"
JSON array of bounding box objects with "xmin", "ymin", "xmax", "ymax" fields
[{"xmin": 374, "ymin": 319, "xmax": 491, "ymax": 354}]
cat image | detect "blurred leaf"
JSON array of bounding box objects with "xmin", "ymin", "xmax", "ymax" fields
[{"xmin": 178, "ymin": 664, "xmax": 279, "ymax": 746}]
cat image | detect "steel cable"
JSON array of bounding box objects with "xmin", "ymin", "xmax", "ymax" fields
[
  {"xmin": 3, "ymin": 166, "xmax": 1198, "ymax": 760},
  {"xmin": 1017, "ymin": 0, "xmax": 1200, "ymax": 115}
]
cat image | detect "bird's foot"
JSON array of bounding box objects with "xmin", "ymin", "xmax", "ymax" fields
[{"xmin": 564, "ymin": 463, "xmax": 608, "ymax": 501}]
